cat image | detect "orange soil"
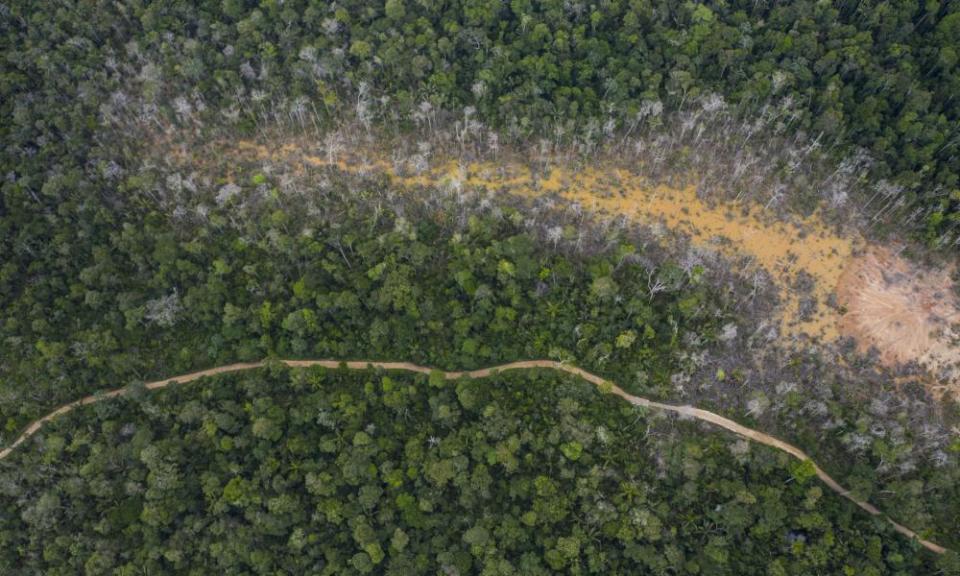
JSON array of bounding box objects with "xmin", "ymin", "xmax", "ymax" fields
[
  {"xmin": 187, "ymin": 139, "xmax": 959, "ymax": 394},
  {"xmin": 837, "ymin": 247, "xmax": 960, "ymax": 397},
  {"xmin": 233, "ymin": 140, "xmax": 859, "ymax": 340}
]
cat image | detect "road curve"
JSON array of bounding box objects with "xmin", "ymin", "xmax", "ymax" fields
[{"xmin": 0, "ymin": 358, "xmax": 948, "ymax": 555}]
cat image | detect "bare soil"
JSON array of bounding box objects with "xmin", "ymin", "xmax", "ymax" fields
[
  {"xmin": 170, "ymin": 137, "xmax": 960, "ymax": 398},
  {"xmin": 222, "ymin": 139, "xmax": 860, "ymax": 340},
  {"xmin": 837, "ymin": 247, "xmax": 960, "ymax": 398}
]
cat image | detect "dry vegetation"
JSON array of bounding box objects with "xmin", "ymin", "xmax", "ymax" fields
[
  {"xmin": 146, "ymin": 80, "xmax": 960, "ymax": 410},
  {"xmin": 164, "ymin": 132, "xmax": 960, "ymax": 404}
]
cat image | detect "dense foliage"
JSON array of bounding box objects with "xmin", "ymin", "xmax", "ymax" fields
[
  {"xmin": 2, "ymin": 0, "xmax": 959, "ymax": 572},
  {"xmin": 0, "ymin": 177, "xmax": 725, "ymax": 434},
  {"xmin": 1, "ymin": 154, "xmax": 958, "ymax": 557},
  {"xmin": 1, "ymin": 366, "xmax": 949, "ymax": 574},
  {"xmin": 2, "ymin": 0, "xmax": 959, "ymax": 241}
]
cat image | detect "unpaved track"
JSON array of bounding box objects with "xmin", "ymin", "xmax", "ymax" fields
[{"xmin": 0, "ymin": 359, "xmax": 947, "ymax": 555}]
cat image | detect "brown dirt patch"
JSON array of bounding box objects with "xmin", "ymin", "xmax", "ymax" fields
[
  {"xmin": 837, "ymin": 247, "xmax": 960, "ymax": 397},
  {"xmin": 169, "ymin": 136, "xmax": 960, "ymax": 397},
  {"xmin": 209, "ymin": 139, "xmax": 860, "ymax": 340}
]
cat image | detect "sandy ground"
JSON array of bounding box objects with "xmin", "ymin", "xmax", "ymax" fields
[
  {"xmin": 232, "ymin": 140, "xmax": 858, "ymax": 339},
  {"xmin": 179, "ymin": 139, "xmax": 960, "ymax": 398},
  {"xmin": 837, "ymin": 247, "xmax": 960, "ymax": 398},
  {"xmin": 0, "ymin": 358, "xmax": 947, "ymax": 555}
]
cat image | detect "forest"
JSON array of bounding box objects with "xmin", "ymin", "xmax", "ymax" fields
[
  {"xmin": 0, "ymin": 365, "xmax": 949, "ymax": 574},
  {"xmin": 1, "ymin": 0, "xmax": 959, "ymax": 574},
  {"xmin": 3, "ymin": 0, "xmax": 959, "ymax": 241}
]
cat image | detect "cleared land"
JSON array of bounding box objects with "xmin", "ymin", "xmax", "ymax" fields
[
  {"xmin": 206, "ymin": 139, "xmax": 959, "ymax": 397},
  {"xmin": 228, "ymin": 139, "xmax": 857, "ymax": 340},
  {"xmin": 837, "ymin": 246, "xmax": 960, "ymax": 398}
]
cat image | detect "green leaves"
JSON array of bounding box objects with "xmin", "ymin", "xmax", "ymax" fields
[
  {"xmin": 462, "ymin": 524, "xmax": 490, "ymax": 547},
  {"xmin": 349, "ymin": 40, "xmax": 373, "ymax": 60},
  {"xmin": 615, "ymin": 330, "xmax": 637, "ymax": 349},
  {"xmin": 1, "ymin": 367, "xmax": 948, "ymax": 573},
  {"xmin": 560, "ymin": 441, "xmax": 583, "ymax": 461},
  {"xmin": 791, "ymin": 459, "xmax": 818, "ymax": 486},
  {"xmin": 384, "ymin": 0, "xmax": 406, "ymax": 21},
  {"xmin": 589, "ymin": 276, "xmax": 618, "ymax": 301}
]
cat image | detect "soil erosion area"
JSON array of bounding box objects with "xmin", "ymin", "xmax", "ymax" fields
[
  {"xmin": 174, "ymin": 138, "xmax": 960, "ymax": 398},
  {"xmin": 837, "ymin": 246, "xmax": 960, "ymax": 398}
]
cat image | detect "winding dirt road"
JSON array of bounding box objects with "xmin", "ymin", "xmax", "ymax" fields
[{"xmin": 0, "ymin": 359, "xmax": 947, "ymax": 555}]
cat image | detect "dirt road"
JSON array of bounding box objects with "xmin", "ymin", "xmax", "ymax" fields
[{"xmin": 0, "ymin": 359, "xmax": 947, "ymax": 555}]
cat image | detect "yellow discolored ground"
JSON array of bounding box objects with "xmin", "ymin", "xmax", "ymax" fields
[
  {"xmin": 348, "ymin": 155, "xmax": 859, "ymax": 342},
  {"xmin": 214, "ymin": 139, "xmax": 959, "ymax": 394},
  {"xmin": 837, "ymin": 247, "xmax": 959, "ymax": 398}
]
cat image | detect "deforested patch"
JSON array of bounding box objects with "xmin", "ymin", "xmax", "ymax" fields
[{"xmin": 837, "ymin": 247, "xmax": 960, "ymax": 400}]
